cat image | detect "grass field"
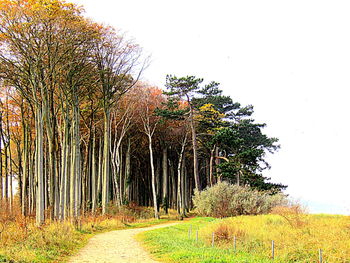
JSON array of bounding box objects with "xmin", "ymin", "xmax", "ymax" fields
[{"xmin": 138, "ymin": 214, "xmax": 350, "ymax": 263}]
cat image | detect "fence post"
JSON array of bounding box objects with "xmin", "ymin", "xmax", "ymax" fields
[
  {"xmin": 188, "ymin": 225, "xmax": 192, "ymax": 238},
  {"xmin": 271, "ymin": 240, "xmax": 275, "ymax": 260},
  {"xmin": 196, "ymin": 230, "xmax": 198, "ymax": 242},
  {"xmin": 319, "ymin": 249, "xmax": 322, "ymax": 263},
  {"xmin": 233, "ymin": 236, "xmax": 236, "ymax": 253},
  {"xmin": 212, "ymin": 232, "xmax": 215, "ymax": 247},
  {"xmin": 233, "ymin": 236, "xmax": 237, "ymax": 253}
]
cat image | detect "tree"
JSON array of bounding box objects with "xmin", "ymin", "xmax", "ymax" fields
[
  {"xmin": 93, "ymin": 28, "xmax": 144, "ymax": 214},
  {"xmin": 164, "ymin": 75, "xmax": 204, "ymax": 191},
  {"xmin": 136, "ymin": 86, "xmax": 165, "ymax": 219},
  {"xmin": 212, "ymin": 119, "xmax": 284, "ymax": 191}
]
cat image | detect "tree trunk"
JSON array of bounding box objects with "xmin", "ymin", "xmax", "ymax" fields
[
  {"xmin": 97, "ymin": 137, "xmax": 103, "ymax": 207},
  {"xmin": 124, "ymin": 138, "xmax": 131, "ymax": 203},
  {"xmin": 21, "ymin": 120, "xmax": 28, "ymax": 216},
  {"xmin": 91, "ymin": 128, "xmax": 97, "ymax": 213},
  {"xmin": 170, "ymin": 160, "xmax": 176, "ymax": 209},
  {"xmin": 4, "ymin": 144, "xmax": 8, "ymax": 205},
  {"xmin": 119, "ymin": 145, "xmax": 123, "ymax": 205},
  {"xmin": 181, "ymin": 155, "xmax": 186, "ymax": 216},
  {"xmin": 148, "ymin": 134, "xmax": 159, "ymax": 219},
  {"xmin": 70, "ymin": 104, "xmax": 80, "ymax": 218},
  {"xmin": 209, "ymin": 146, "xmax": 215, "ymax": 186},
  {"xmin": 189, "ymin": 106, "xmax": 200, "ymax": 191},
  {"xmin": 162, "ymin": 147, "xmax": 168, "ymax": 213},
  {"xmin": 36, "ymin": 106, "xmax": 45, "ymax": 225},
  {"xmin": 59, "ymin": 113, "xmax": 69, "ymax": 220},
  {"xmin": 102, "ymin": 110, "xmax": 110, "ymax": 214},
  {"xmin": 215, "ymin": 147, "xmax": 221, "ymax": 183},
  {"xmin": 29, "ymin": 147, "xmax": 35, "ymax": 214},
  {"xmin": 177, "ymin": 135, "xmax": 187, "ymax": 219}
]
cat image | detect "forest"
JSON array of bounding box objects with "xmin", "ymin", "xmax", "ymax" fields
[{"xmin": 0, "ymin": 0, "xmax": 286, "ymax": 225}]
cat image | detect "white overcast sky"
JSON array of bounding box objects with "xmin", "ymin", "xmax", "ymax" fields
[{"xmin": 72, "ymin": 0, "xmax": 350, "ymax": 215}]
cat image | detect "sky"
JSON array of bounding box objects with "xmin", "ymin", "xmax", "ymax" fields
[{"xmin": 71, "ymin": 0, "xmax": 350, "ymax": 215}]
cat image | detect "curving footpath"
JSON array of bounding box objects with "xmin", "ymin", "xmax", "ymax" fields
[{"xmin": 68, "ymin": 222, "xmax": 178, "ymax": 263}]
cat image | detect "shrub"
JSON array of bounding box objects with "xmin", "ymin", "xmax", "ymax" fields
[{"xmin": 193, "ymin": 181, "xmax": 286, "ymax": 217}]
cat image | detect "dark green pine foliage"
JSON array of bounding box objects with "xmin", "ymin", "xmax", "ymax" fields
[
  {"xmin": 193, "ymin": 81, "xmax": 240, "ymax": 115},
  {"xmin": 164, "ymin": 75, "xmax": 204, "ymax": 99},
  {"xmin": 160, "ymin": 74, "xmax": 286, "ymax": 193},
  {"xmin": 212, "ymin": 120, "xmax": 286, "ymax": 192},
  {"xmin": 155, "ymin": 97, "xmax": 188, "ymax": 120}
]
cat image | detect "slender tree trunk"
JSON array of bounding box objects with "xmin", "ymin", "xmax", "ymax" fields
[
  {"xmin": 110, "ymin": 125, "xmax": 122, "ymax": 207},
  {"xmin": 54, "ymin": 151, "xmax": 59, "ymax": 219},
  {"xmin": 181, "ymin": 155, "xmax": 186, "ymax": 217},
  {"xmin": 209, "ymin": 146, "xmax": 215, "ymax": 186},
  {"xmin": 162, "ymin": 147, "xmax": 168, "ymax": 213},
  {"xmin": 36, "ymin": 106, "xmax": 45, "ymax": 225},
  {"xmin": 170, "ymin": 160, "xmax": 176, "ymax": 209},
  {"xmin": 47, "ymin": 136, "xmax": 56, "ymax": 220},
  {"xmin": 4, "ymin": 144, "xmax": 8, "ymax": 205},
  {"xmin": 111, "ymin": 150, "xmax": 121, "ymax": 206},
  {"xmin": 148, "ymin": 134, "xmax": 159, "ymax": 219},
  {"xmin": 9, "ymin": 138, "xmax": 13, "ymax": 212},
  {"xmin": 155, "ymin": 156, "xmax": 161, "ymax": 212},
  {"xmin": 102, "ymin": 109, "xmax": 110, "ymax": 214},
  {"xmin": 29, "ymin": 146, "xmax": 35, "ymax": 214},
  {"xmin": 21, "ymin": 121, "xmax": 29, "ymax": 216},
  {"xmin": 97, "ymin": 137, "xmax": 102, "ymax": 207},
  {"xmin": 76, "ymin": 140, "xmax": 81, "ymax": 217},
  {"xmin": 177, "ymin": 135, "xmax": 187, "ymax": 219},
  {"xmin": 189, "ymin": 106, "xmax": 200, "ymax": 191},
  {"xmin": 91, "ymin": 127, "xmax": 97, "ymax": 213},
  {"xmin": 5, "ymin": 94, "xmax": 12, "ymax": 211},
  {"xmin": 59, "ymin": 113, "xmax": 69, "ymax": 220},
  {"xmin": 70, "ymin": 104, "xmax": 80, "ymax": 218},
  {"xmin": 215, "ymin": 147, "xmax": 221, "ymax": 182},
  {"xmin": 124, "ymin": 138, "xmax": 131, "ymax": 203},
  {"xmin": 184, "ymin": 164, "xmax": 189, "ymax": 212},
  {"xmin": 119, "ymin": 145, "xmax": 123, "ymax": 205}
]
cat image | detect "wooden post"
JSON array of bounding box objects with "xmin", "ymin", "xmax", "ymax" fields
[
  {"xmin": 271, "ymin": 240, "xmax": 275, "ymax": 260},
  {"xmin": 196, "ymin": 230, "xmax": 198, "ymax": 242},
  {"xmin": 212, "ymin": 232, "xmax": 215, "ymax": 247},
  {"xmin": 319, "ymin": 249, "xmax": 323, "ymax": 263},
  {"xmin": 233, "ymin": 236, "xmax": 236, "ymax": 253}
]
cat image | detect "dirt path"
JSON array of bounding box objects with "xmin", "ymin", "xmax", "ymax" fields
[{"xmin": 68, "ymin": 222, "xmax": 178, "ymax": 263}]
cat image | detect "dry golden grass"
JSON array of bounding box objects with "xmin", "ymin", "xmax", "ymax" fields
[
  {"xmin": 200, "ymin": 213, "xmax": 350, "ymax": 262},
  {"xmin": 0, "ymin": 200, "xmax": 177, "ymax": 262}
]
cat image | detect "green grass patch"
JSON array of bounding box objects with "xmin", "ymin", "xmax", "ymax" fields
[{"xmin": 137, "ymin": 217, "xmax": 278, "ymax": 263}]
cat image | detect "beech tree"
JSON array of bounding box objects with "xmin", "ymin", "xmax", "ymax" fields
[
  {"xmin": 137, "ymin": 86, "xmax": 164, "ymax": 219},
  {"xmin": 93, "ymin": 28, "xmax": 144, "ymax": 214}
]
